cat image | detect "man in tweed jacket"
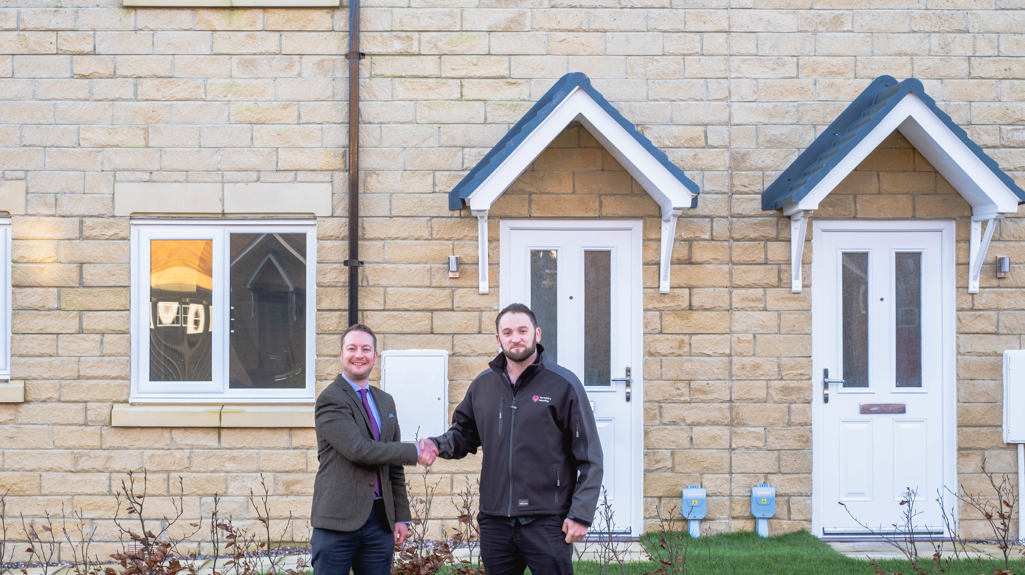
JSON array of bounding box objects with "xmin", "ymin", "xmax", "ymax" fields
[{"xmin": 310, "ymin": 324, "xmax": 425, "ymax": 575}]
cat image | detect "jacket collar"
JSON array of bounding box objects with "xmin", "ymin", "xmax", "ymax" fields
[{"xmin": 489, "ymin": 343, "xmax": 547, "ymax": 386}]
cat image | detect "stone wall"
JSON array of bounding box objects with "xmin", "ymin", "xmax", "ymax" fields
[{"xmin": 1, "ymin": 0, "xmax": 1024, "ymax": 553}]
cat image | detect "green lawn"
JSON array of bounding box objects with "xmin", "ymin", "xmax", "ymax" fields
[
  {"xmin": 444, "ymin": 530, "xmax": 1025, "ymax": 574},
  {"xmin": 632, "ymin": 530, "xmax": 1025, "ymax": 575}
]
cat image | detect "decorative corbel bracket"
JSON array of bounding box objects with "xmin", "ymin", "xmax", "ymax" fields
[
  {"xmin": 789, "ymin": 210, "xmax": 809, "ymax": 293},
  {"xmin": 659, "ymin": 207, "xmax": 683, "ymax": 294},
  {"xmin": 473, "ymin": 209, "xmax": 490, "ymax": 294},
  {"xmin": 968, "ymin": 214, "xmax": 999, "ymax": 293}
]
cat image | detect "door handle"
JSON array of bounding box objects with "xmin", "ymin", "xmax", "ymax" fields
[
  {"xmin": 611, "ymin": 367, "xmax": 632, "ymax": 402},
  {"xmin": 822, "ymin": 368, "xmax": 845, "ymax": 404}
]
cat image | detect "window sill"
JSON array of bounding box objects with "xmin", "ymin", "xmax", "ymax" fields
[
  {"xmin": 0, "ymin": 381, "xmax": 24, "ymax": 403},
  {"xmin": 111, "ymin": 404, "xmax": 313, "ymax": 427},
  {"xmin": 124, "ymin": 1, "xmax": 339, "ymax": 6}
]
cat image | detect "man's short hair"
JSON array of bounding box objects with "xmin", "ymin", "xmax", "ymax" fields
[
  {"xmin": 495, "ymin": 303, "xmax": 538, "ymax": 332},
  {"xmin": 341, "ymin": 323, "xmax": 377, "ymax": 350}
]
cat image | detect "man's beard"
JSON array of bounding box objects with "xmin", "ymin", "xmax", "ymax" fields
[{"xmin": 502, "ymin": 339, "xmax": 537, "ymax": 363}]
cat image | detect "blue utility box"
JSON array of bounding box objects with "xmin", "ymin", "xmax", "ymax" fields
[
  {"xmin": 750, "ymin": 483, "xmax": 775, "ymax": 518},
  {"xmin": 681, "ymin": 484, "xmax": 707, "ymax": 537},
  {"xmin": 750, "ymin": 483, "xmax": 775, "ymax": 537},
  {"xmin": 681, "ymin": 485, "xmax": 707, "ymax": 520}
]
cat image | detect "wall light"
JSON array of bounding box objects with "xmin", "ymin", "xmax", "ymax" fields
[
  {"xmin": 448, "ymin": 255, "xmax": 459, "ymax": 278},
  {"xmin": 998, "ymin": 256, "xmax": 1010, "ymax": 279}
]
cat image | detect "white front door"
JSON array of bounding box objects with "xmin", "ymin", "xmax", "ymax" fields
[
  {"xmin": 501, "ymin": 220, "xmax": 643, "ymax": 535},
  {"xmin": 812, "ymin": 221, "xmax": 955, "ymax": 537}
]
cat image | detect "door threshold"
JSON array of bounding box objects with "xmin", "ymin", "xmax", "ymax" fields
[{"xmin": 822, "ymin": 533, "xmax": 946, "ymax": 542}]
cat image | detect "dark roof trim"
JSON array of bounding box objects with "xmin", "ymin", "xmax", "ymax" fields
[
  {"xmin": 762, "ymin": 75, "xmax": 1025, "ymax": 212},
  {"xmin": 448, "ymin": 72, "xmax": 699, "ymax": 210}
]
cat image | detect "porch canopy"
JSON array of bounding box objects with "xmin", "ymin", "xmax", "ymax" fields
[
  {"xmin": 762, "ymin": 75, "xmax": 1025, "ymax": 293},
  {"xmin": 448, "ymin": 72, "xmax": 700, "ymax": 294}
]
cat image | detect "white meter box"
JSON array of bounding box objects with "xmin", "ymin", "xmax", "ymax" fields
[
  {"xmin": 381, "ymin": 349, "xmax": 449, "ymax": 442},
  {"xmin": 1003, "ymin": 350, "xmax": 1025, "ymax": 443}
]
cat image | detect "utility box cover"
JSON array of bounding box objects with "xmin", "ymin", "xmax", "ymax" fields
[
  {"xmin": 381, "ymin": 349, "xmax": 449, "ymax": 442},
  {"xmin": 750, "ymin": 484, "xmax": 776, "ymax": 518},
  {"xmin": 681, "ymin": 485, "xmax": 707, "ymax": 520},
  {"xmin": 1003, "ymin": 350, "xmax": 1025, "ymax": 443}
]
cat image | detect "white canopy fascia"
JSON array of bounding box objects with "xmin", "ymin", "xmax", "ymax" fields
[
  {"xmin": 465, "ymin": 87, "xmax": 697, "ymax": 294},
  {"xmin": 782, "ymin": 93, "xmax": 1022, "ymax": 293}
]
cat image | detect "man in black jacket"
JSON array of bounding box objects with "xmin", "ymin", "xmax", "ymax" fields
[{"xmin": 420, "ymin": 303, "xmax": 604, "ymax": 575}]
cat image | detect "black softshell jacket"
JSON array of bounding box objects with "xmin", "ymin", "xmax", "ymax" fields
[{"xmin": 431, "ymin": 345, "xmax": 604, "ymax": 525}]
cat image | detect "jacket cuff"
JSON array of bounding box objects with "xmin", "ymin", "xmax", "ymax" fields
[{"xmin": 566, "ymin": 514, "xmax": 591, "ymax": 527}]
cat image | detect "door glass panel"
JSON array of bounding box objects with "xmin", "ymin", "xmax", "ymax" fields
[
  {"xmin": 530, "ymin": 249, "xmax": 558, "ymax": 362},
  {"xmin": 229, "ymin": 232, "xmax": 307, "ymax": 389},
  {"xmin": 149, "ymin": 239, "xmax": 213, "ymax": 382},
  {"xmin": 841, "ymin": 252, "xmax": 868, "ymax": 388},
  {"xmin": 895, "ymin": 252, "xmax": 922, "ymax": 388},
  {"xmin": 584, "ymin": 250, "xmax": 611, "ymax": 387}
]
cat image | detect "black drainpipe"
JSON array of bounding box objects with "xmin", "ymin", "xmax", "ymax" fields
[{"xmin": 345, "ymin": 0, "xmax": 363, "ymax": 327}]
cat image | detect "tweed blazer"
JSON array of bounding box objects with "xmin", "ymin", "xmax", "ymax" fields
[{"xmin": 311, "ymin": 374, "xmax": 419, "ymax": 532}]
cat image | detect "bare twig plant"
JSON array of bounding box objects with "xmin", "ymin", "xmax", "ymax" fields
[
  {"xmin": 206, "ymin": 494, "xmax": 223, "ymax": 575},
  {"xmin": 840, "ymin": 486, "xmax": 938, "ymax": 575},
  {"xmin": 843, "ymin": 464, "xmax": 1024, "ymax": 575},
  {"xmin": 948, "ymin": 457, "xmax": 1018, "ymax": 571},
  {"xmin": 645, "ymin": 502, "xmax": 698, "ymax": 575},
  {"xmin": 394, "ymin": 465, "xmax": 453, "ymax": 575},
  {"xmin": 60, "ymin": 503, "xmax": 102, "ymax": 575},
  {"xmin": 248, "ymin": 474, "xmax": 298, "ymax": 575},
  {"xmin": 108, "ymin": 471, "xmax": 198, "ymax": 575},
  {"xmin": 21, "ymin": 510, "xmax": 62, "ymax": 575},
  {"xmin": 447, "ymin": 476, "xmax": 483, "ymax": 575},
  {"xmin": 587, "ymin": 487, "xmax": 629, "ymax": 575},
  {"xmin": 0, "ymin": 472, "xmax": 318, "ymax": 575},
  {"xmin": 0, "ymin": 492, "xmax": 13, "ymax": 575},
  {"xmin": 934, "ymin": 488, "xmax": 990, "ymax": 575},
  {"xmin": 217, "ymin": 516, "xmax": 260, "ymax": 575}
]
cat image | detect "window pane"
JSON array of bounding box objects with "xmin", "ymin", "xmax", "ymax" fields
[
  {"xmin": 530, "ymin": 249, "xmax": 558, "ymax": 363},
  {"xmin": 584, "ymin": 250, "xmax": 611, "ymax": 387},
  {"xmin": 229, "ymin": 233, "xmax": 307, "ymax": 389},
  {"xmin": 150, "ymin": 239, "xmax": 213, "ymax": 382},
  {"xmin": 895, "ymin": 252, "xmax": 922, "ymax": 388},
  {"xmin": 842, "ymin": 252, "xmax": 868, "ymax": 388}
]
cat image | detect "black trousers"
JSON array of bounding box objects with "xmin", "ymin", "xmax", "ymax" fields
[
  {"xmin": 311, "ymin": 500, "xmax": 394, "ymax": 575},
  {"xmin": 478, "ymin": 513, "xmax": 573, "ymax": 575}
]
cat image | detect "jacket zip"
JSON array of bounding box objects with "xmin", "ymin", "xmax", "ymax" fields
[{"xmin": 506, "ymin": 392, "xmax": 518, "ymax": 515}]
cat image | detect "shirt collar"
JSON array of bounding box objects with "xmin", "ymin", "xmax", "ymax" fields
[{"xmin": 343, "ymin": 375, "xmax": 371, "ymax": 393}]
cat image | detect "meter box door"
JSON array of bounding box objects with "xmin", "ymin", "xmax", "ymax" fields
[
  {"xmin": 750, "ymin": 484, "xmax": 776, "ymax": 518},
  {"xmin": 1004, "ymin": 350, "xmax": 1025, "ymax": 443},
  {"xmin": 381, "ymin": 349, "xmax": 449, "ymax": 442},
  {"xmin": 681, "ymin": 485, "xmax": 707, "ymax": 520}
]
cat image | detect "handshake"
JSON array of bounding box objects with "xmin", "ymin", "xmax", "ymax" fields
[{"xmin": 416, "ymin": 438, "xmax": 439, "ymax": 466}]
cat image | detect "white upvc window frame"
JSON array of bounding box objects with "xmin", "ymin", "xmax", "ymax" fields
[
  {"xmin": 130, "ymin": 218, "xmax": 316, "ymax": 404},
  {"xmin": 0, "ymin": 219, "xmax": 9, "ymax": 381}
]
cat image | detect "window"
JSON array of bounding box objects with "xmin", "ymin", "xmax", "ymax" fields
[
  {"xmin": 131, "ymin": 219, "xmax": 315, "ymax": 403},
  {"xmin": 0, "ymin": 219, "xmax": 9, "ymax": 381}
]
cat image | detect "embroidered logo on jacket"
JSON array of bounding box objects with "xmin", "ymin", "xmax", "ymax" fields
[{"xmin": 532, "ymin": 395, "xmax": 552, "ymax": 404}]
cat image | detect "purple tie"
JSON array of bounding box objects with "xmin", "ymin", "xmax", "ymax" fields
[
  {"xmin": 357, "ymin": 388, "xmax": 382, "ymax": 498},
  {"xmin": 358, "ymin": 388, "xmax": 381, "ymax": 441}
]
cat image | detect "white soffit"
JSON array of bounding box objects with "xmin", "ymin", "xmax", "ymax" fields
[
  {"xmin": 781, "ymin": 92, "xmax": 1023, "ymax": 294},
  {"xmin": 462, "ymin": 83, "xmax": 697, "ymax": 294}
]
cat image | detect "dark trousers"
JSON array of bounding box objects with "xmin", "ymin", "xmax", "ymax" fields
[
  {"xmin": 478, "ymin": 513, "xmax": 574, "ymax": 575},
  {"xmin": 311, "ymin": 500, "xmax": 394, "ymax": 575}
]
